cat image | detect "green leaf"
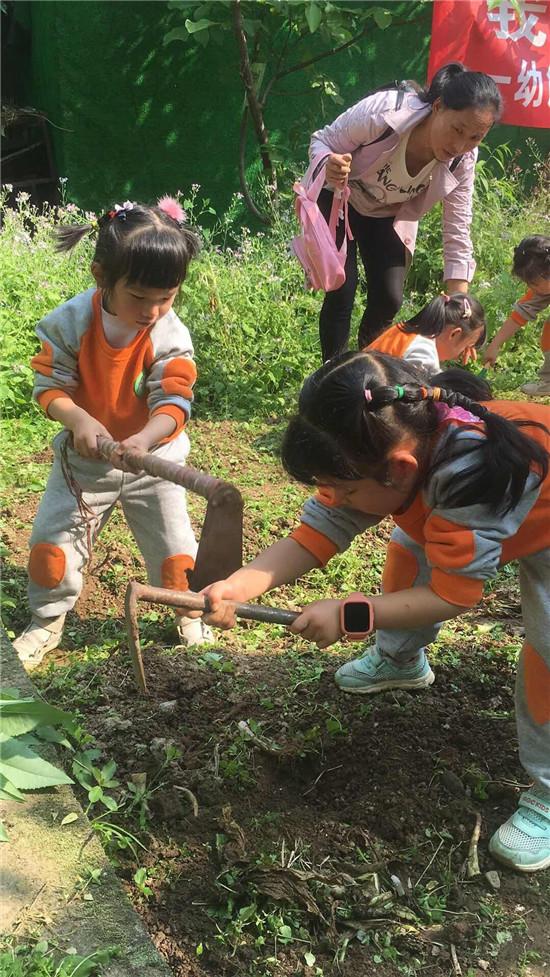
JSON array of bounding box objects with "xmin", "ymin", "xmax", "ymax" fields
[
  {"xmin": 0, "ymin": 772, "xmax": 25, "ymax": 801},
  {"xmin": 185, "ymin": 17, "xmax": 216, "ymax": 33},
  {"xmin": 88, "ymin": 785, "xmax": 103, "ymax": 803},
  {"xmin": 0, "ymin": 739, "xmax": 73, "ymax": 790},
  {"xmin": 0, "ymin": 697, "xmax": 74, "ymax": 731},
  {"xmin": 163, "ymin": 26, "xmax": 191, "ymax": 45},
  {"xmin": 372, "ymin": 7, "xmax": 392, "ymax": 29},
  {"xmin": 34, "ymin": 725, "xmax": 74, "ymax": 750},
  {"xmin": 61, "ymin": 812, "xmax": 79, "ymax": 826},
  {"xmin": 305, "ymin": 2, "xmax": 322, "ymax": 33},
  {"xmin": 101, "ymin": 794, "xmax": 119, "ymax": 812},
  {"xmin": 304, "ymin": 951, "xmax": 316, "ymax": 967}
]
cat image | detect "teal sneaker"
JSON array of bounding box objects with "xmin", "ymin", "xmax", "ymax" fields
[
  {"xmin": 489, "ymin": 789, "xmax": 550, "ymax": 872},
  {"xmin": 334, "ymin": 647, "xmax": 435, "ymax": 695}
]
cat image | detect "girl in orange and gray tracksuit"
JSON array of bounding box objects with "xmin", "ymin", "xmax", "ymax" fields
[
  {"xmin": 14, "ymin": 199, "xmax": 212, "ymax": 668},
  {"xmin": 485, "ymin": 235, "xmax": 550, "ymax": 397},
  {"xmin": 199, "ymin": 352, "xmax": 550, "ymax": 873}
]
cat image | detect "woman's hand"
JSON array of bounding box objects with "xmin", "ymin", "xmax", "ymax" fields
[
  {"xmin": 289, "ymin": 599, "xmax": 343, "ymax": 649},
  {"xmin": 326, "ymin": 153, "xmax": 352, "ymax": 187}
]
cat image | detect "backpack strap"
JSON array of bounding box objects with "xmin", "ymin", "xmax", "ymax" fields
[
  {"xmin": 363, "ymin": 80, "xmax": 411, "ymax": 147},
  {"xmin": 328, "ymin": 184, "xmax": 352, "ymax": 243}
]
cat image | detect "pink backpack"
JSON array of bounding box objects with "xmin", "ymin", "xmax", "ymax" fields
[{"xmin": 291, "ymin": 153, "xmax": 353, "ymax": 292}]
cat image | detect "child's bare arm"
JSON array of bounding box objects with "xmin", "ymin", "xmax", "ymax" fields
[
  {"xmin": 111, "ymin": 414, "xmax": 177, "ymax": 468},
  {"xmin": 48, "ymin": 398, "xmax": 112, "ymax": 458},
  {"xmin": 484, "ymin": 315, "xmax": 522, "ymax": 365},
  {"xmin": 289, "ymin": 586, "xmax": 464, "ymax": 649}
]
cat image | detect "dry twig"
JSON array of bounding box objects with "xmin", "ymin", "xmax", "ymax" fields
[
  {"xmin": 467, "ymin": 812, "xmax": 482, "ymax": 878},
  {"xmin": 174, "ymin": 786, "xmax": 199, "ymax": 817}
]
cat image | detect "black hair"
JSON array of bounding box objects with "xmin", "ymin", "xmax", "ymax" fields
[
  {"xmin": 419, "ymin": 63, "xmax": 502, "ymax": 119},
  {"xmin": 431, "ymin": 368, "xmax": 493, "ymax": 402},
  {"xmin": 281, "ymin": 352, "xmax": 548, "ymax": 514},
  {"xmin": 403, "ymin": 292, "xmax": 486, "ymax": 347},
  {"xmin": 55, "ymin": 203, "xmax": 200, "ymax": 289},
  {"xmin": 512, "ymin": 235, "xmax": 550, "ymax": 284}
]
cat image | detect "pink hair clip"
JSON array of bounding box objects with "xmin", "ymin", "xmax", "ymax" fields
[
  {"xmin": 462, "ymin": 298, "xmax": 472, "ymax": 319},
  {"xmin": 364, "ymin": 389, "xmax": 373, "ymax": 403},
  {"xmin": 158, "ymin": 195, "xmax": 187, "ymax": 224}
]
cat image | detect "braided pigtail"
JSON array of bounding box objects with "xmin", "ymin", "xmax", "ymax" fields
[{"xmin": 426, "ymin": 386, "xmax": 548, "ymax": 512}]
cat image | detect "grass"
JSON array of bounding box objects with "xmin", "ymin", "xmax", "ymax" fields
[{"xmin": 1, "ymin": 151, "xmax": 550, "ymax": 975}]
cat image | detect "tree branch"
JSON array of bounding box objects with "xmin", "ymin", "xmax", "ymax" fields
[
  {"xmin": 232, "ymin": 0, "xmax": 274, "ymax": 183},
  {"xmin": 269, "ymin": 11, "xmax": 430, "ymax": 89},
  {"xmin": 238, "ymin": 107, "xmax": 272, "ymax": 226}
]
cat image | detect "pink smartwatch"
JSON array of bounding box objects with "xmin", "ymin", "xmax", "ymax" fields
[{"xmin": 340, "ymin": 592, "xmax": 375, "ymax": 641}]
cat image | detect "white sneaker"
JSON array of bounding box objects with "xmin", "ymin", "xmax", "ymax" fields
[
  {"xmin": 521, "ymin": 378, "xmax": 550, "ymax": 396},
  {"xmin": 13, "ymin": 614, "xmax": 66, "ymax": 669},
  {"xmin": 175, "ymin": 615, "xmax": 215, "ymax": 647}
]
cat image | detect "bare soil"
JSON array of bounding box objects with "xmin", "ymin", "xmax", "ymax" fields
[{"xmin": 3, "ymin": 421, "xmax": 550, "ymax": 977}]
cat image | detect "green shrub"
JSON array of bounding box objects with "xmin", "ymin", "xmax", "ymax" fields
[{"xmin": 1, "ymin": 149, "xmax": 548, "ymax": 424}]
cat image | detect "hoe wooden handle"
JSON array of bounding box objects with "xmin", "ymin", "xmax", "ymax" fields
[{"xmin": 97, "ymin": 436, "xmax": 228, "ymax": 501}]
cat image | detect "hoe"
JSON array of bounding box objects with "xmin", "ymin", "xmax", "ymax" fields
[{"xmin": 98, "ymin": 438, "xmax": 298, "ymax": 693}]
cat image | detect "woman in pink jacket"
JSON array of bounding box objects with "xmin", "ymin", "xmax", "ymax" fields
[{"xmin": 311, "ymin": 63, "xmax": 502, "ymax": 361}]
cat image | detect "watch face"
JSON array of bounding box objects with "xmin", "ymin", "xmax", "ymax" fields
[{"xmin": 344, "ymin": 602, "xmax": 371, "ymax": 634}]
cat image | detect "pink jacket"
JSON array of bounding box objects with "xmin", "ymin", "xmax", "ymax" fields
[{"xmin": 310, "ymin": 89, "xmax": 477, "ymax": 282}]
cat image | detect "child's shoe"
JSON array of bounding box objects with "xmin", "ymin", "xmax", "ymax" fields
[
  {"xmin": 521, "ymin": 378, "xmax": 550, "ymax": 397},
  {"xmin": 521, "ymin": 353, "xmax": 550, "ymax": 396},
  {"xmin": 334, "ymin": 646, "xmax": 435, "ymax": 694},
  {"xmin": 489, "ymin": 788, "xmax": 550, "ymax": 872},
  {"xmin": 175, "ymin": 615, "xmax": 215, "ymax": 647},
  {"xmin": 13, "ymin": 614, "xmax": 66, "ymax": 670}
]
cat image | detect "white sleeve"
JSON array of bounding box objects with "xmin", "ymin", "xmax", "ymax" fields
[{"xmin": 403, "ymin": 335, "xmax": 440, "ymax": 374}]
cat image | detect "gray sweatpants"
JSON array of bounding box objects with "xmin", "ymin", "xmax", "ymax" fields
[
  {"xmin": 27, "ymin": 430, "xmax": 197, "ymax": 619},
  {"xmin": 375, "ymin": 526, "xmax": 550, "ymax": 791}
]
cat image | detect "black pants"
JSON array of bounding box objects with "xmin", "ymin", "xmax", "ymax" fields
[{"xmin": 318, "ymin": 188, "xmax": 407, "ymax": 361}]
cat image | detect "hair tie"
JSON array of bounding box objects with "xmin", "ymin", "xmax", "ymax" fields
[
  {"xmin": 441, "ymin": 292, "xmax": 450, "ymax": 304},
  {"xmin": 158, "ymin": 195, "xmax": 187, "ymax": 225},
  {"xmin": 394, "ymin": 385, "xmax": 405, "ymax": 400},
  {"xmin": 106, "ymin": 201, "xmax": 135, "ymax": 223},
  {"xmin": 364, "ymin": 389, "xmax": 373, "ymax": 403},
  {"xmin": 430, "ymin": 387, "xmax": 442, "ymax": 401},
  {"xmin": 419, "ymin": 386, "xmax": 429, "ymax": 399},
  {"xmin": 461, "ymin": 298, "xmax": 472, "ymax": 319}
]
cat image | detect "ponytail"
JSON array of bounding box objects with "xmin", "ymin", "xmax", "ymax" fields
[
  {"xmin": 420, "ymin": 63, "xmax": 502, "ymax": 118},
  {"xmin": 55, "ymin": 223, "xmax": 96, "ymax": 253},
  {"xmin": 404, "ymin": 292, "xmax": 487, "ymax": 346},
  {"xmin": 425, "ymin": 387, "xmax": 548, "ymax": 512},
  {"xmin": 281, "ymin": 352, "xmax": 548, "ymax": 514}
]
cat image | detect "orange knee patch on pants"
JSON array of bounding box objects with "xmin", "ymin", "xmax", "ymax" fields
[
  {"xmin": 382, "ymin": 541, "xmax": 418, "ymax": 593},
  {"xmin": 28, "ymin": 542, "xmax": 66, "ymax": 589},
  {"xmin": 523, "ymin": 642, "xmax": 550, "ymax": 725},
  {"xmin": 161, "ymin": 554, "xmax": 195, "ymax": 591}
]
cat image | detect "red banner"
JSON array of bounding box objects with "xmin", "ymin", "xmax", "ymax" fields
[{"xmin": 428, "ymin": 1, "xmax": 550, "ymax": 128}]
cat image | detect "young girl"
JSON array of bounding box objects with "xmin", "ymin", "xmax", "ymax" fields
[
  {"xmin": 197, "ymin": 353, "xmax": 550, "ymax": 872},
  {"xmin": 367, "ymin": 292, "xmax": 486, "ymax": 372},
  {"xmin": 484, "ymin": 235, "xmax": 550, "ymax": 396},
  {"xmin": 14, "ymin": 198, "xmax": 212, "ymax": 668}
]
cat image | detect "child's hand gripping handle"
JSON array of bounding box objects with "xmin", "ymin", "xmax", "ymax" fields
[
  {"xmin": 96, "ymin": 436, "xmax": 235, "ymax": 502},
  {"xmin": 148, "ymin": 588, "xmax": 300, "ymax": 627}
]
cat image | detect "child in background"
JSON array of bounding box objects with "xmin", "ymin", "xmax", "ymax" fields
[
  {"xmin": 197, "ymin": 352, "xmax": 550, "ymax": 872},
  {"xmin": 14, "ymin": 198, "xmax": 212, "ymax": 668},
  {"xmin": 367, "ymin": 292, "xmax": 486, "ymax": 373},
  {"xmin": 484, "ymin": 235, "xmax": 550, "ymax": 396}
]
